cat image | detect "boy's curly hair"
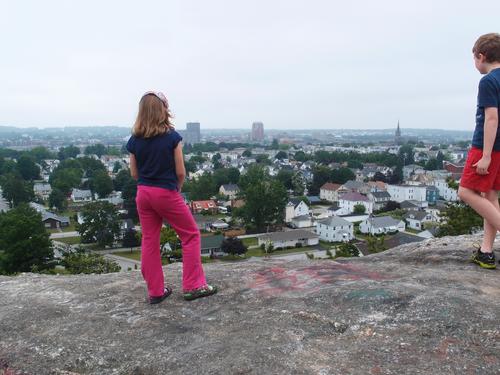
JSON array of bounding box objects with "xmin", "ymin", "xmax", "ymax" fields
[{"xmin": 473, "ymin": 33, "xmax": 500, "ymax": 63}]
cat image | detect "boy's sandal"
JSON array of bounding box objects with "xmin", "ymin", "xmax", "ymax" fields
[
  {"xmin": 183, "ymin": 284, "xmax": 218, "ymax": 301},
  {"xmin": 149, "ymin": 287, "xmax": 172, "ymax": 305}
]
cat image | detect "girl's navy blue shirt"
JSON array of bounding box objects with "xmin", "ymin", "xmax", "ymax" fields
[{"xmin": 126, "ymin": 129, "xmax": 183, "ymax": 191}]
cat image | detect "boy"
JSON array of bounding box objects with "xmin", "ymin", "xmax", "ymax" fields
[{"xmin": 458, "ymin": 33, "xmax": 500, "ymax": 269}]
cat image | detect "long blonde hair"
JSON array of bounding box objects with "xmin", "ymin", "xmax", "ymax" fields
[{"xmin": 132, "ymin": 92, "xmax": 174, "ymax": 138}]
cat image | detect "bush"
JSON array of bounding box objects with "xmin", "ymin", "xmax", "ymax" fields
[
  {"xmin": 60, "ymin": 247, "xmax": 120, "ymax": 274},
  {"xmin": 295, "ymin": 242, "xmax": 301, "ymax": 248}
]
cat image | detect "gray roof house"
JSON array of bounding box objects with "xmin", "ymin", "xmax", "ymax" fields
[
  {"xmin": 258, "ymin": 229, "xmax": 319, "ymax": 249},
  {"xmin": 359, "ymin": 216, "xmax": 406, "ymax": 235}
]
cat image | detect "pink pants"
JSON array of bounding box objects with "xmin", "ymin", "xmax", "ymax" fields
[{"xmin": 135, "ymin": 185, "xmax": 207, "ymax": 297}]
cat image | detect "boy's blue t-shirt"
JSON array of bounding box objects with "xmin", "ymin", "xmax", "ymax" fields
[
  {"xmin": 126, "ymin": 129, "xmax": 183, "ymax": 191},
  {"xmin": 471, "ymin": 68, "xmax": 500, "ymax": 150}
]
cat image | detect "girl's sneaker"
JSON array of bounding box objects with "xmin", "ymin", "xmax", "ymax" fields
[
  {"xmin": 471, "ymin": 248, "xmax": 496, "ymax": 269},
  {"xmin": 149, "ymin": 287, "xmax": 172, "ymax": 304},
  {"xmin": 183, "ymin": 284, "xmax": 218, "ymax": 301}
]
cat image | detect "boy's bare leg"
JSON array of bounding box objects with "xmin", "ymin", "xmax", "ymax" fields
[
  {"xmin": 458, "ymin": 186, "xmax": 500, "ymax": 233},
  {"xmin": 481, "ymin": 190, "xmax": 500, "ymax": 252}
]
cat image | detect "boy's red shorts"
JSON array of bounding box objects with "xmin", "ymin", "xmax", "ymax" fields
[{"xmin": 460, "ymin": 147, "xmax": 500, "ymax": 193}]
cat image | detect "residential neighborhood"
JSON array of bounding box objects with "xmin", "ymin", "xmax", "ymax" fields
[{"xmin": 0, "ymin": 124, "xmax": 471, "ymax": 273}]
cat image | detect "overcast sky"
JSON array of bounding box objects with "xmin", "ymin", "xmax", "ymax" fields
[{"xmin": 0, "ymin": 1, "xmax": 499, "ymax": 130}]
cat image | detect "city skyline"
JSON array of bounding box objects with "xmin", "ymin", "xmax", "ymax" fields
[{"xmin": 1, "ymin": 1, "xmax": 499, "ymax": 130}]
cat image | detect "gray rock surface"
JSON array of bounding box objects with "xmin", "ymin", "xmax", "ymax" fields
[{"xmin": 1, "ymin": 235, "xmax": 499, "ymax": 375}]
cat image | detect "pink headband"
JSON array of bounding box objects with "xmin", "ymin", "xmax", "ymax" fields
[{"xmin": 141, "ymin": 91, "xmax": 168, "ymax": 108}]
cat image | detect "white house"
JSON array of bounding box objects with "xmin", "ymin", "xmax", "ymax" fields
[
  {"xmin": 316, "ymin": 216, "xmax": 354, "ymax": 242},
  {"xmin": 338, "ymin": 192, "xmax": 373, "ymax": 215},
  {"xmin": 368, "ymin": 191, "xmax": 391, "ymax": 211},
  {"xmin": 403, "ymin": 211, "xmax": 433, "ymax": 231},
  {"xmin": 284, "ymin": 198, "xmax": 310, "ymax": 223},
  {"xmin": 33, "ymin": 183, "xmax": 52, "ymax": 200},
  {"xmin": 291, "ymin": 215, "xmax": 313, "ymax": 228},
  {"xmin": 433, "ymin": 179, "xmax": 458, "ymax": 202},
  {"xmin": 219, "ymin": 184, "xmax": 240, "ymax": 200},
  {"xmin": 319, "ymin": 182, "xmax": 342, "ymax": 202},
  {"xmin": 386, "ymin": 184, "xmax": 427, "ymax": 203},
  {"xmin": 258, "ymin": 229, "xmax": 319, "ymax": 249},
  {"xmin": 71, "ymin": 188, "xmax": 92, "ymax": 203},
  {"xmin": 359, "ymin": 216, "xmax": 406, "ymax": 235}
]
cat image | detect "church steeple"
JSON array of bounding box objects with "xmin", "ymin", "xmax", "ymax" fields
[{"xmin": 395, "ymin": 120, "xmax": 402, "ymax": 145}]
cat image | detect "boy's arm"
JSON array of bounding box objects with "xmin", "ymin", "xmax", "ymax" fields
[
  {"xmin": 474, "ymin": 107, "xmax": 499, "ymax": 174},
  {"xmin": 174, "ymin": 142, "xmax": 186, "ymax": 192}
]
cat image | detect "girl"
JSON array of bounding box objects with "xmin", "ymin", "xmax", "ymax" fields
[{"xmin": 127, "ymin": 91, "xmax": 217, "ymax": 304}]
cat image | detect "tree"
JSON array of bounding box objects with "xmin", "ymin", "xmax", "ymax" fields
[
  {"xmin": 277, "ymin": 169, "xmax": 294, "ymax": 190},
  {"xmin": 398, "ymin": 144, "xmax": 415, "ymax": 166},
  {"xmin": 60, "ymin": 246, "xmax": 120, "ymax": 274},
  {"xmin": 0, "ymin": 173, "xmax": 34, "ymax": 207},
  {"xmin": 271, "ymin": 139, "xmax": 279, "ymax": 149},
  {"xmin": 366, "ymin": 236, "xmax": 387, "ymax": 253},
  {"xmin": 308, "ymin": 166, "xmax": 331, "ymax": 195},
  {"xmin": 255, "ymin": 154, "xmax": 271, "ymax": 165},
  {"xmin": 113, "ymin": 161, "xmax": 122, "ymax": 173},
  {"xmin": 79, "ymin": 157, "xmax": 107, "ymax": 178},
  {"xmin": 292, "ymin": 172, "xmax": 305, "ymax": 196},
  {"xmin": 77, "ymin": 201, "xmax": 121, "ymax": 248},
  {"xmin": 160, "ymin": 226, "xmax": 179, "ymax": 253},
  {"xmin": 28, "ymin": 146, "xmax": 55, "ymax": 163},
  {"xmin": 438, "ymin": 202, "xmax": 483, "ymax": 237},
  {"xmin": 294, "ymin": 151, "xmax": 307, "ymax": 162},
  {"xmin": 58, "ymin": 145, "xmax": 80, "ymax": 160},
  {"xmin": 114, "ymin": 169, "xmax": 133, "ymax": 191},
  {"xmin": 221, "ymin": 237, "xmax": 248, "ymax": 256},
  {"xmin": 424, "ymin": 158, "xmax": 440, "ymax": 171},
  {"xmin": 389, "ymin": 164, "xmax": 403, "ymax": 184},
  {"xmin": 48, "ymin": 188, "xmax": 67, "ymax": 211},
  {"xmin": 185, "ymin": 173, "xmax": 217, "ymax": 200},
  {"xmin": 242, "ymin": 149, "xmax": 252, "ymax": 157},
  {"xmin": 330, "ymin": 168, "xmax": 356, "ymax": 185},
  {"xmin": 275, "ymin": 151, "xmax": 288, "ymax": 160},
  {"xmin": 122, "ymin": 228, "xmax": 140, "ymax": 249},
  {"xmin": 17, "ymin": 154, "xmax": 40, "ymax": 180},
  {"xmin": 383, "ymin": 201, "xmax": 400, "ymax": 212},
  {"xmin": 90, "ymin": 170, "xmax": 113, "ymax": 198},
  {"xmin": 353, "ymin": 204, "xmax": 366, "ymax": 214},
  {"xmin": 236, "ymin": 165, "xmax": 288, "ymax": 232},
  {"xmin": 122, "ymin": 179, "xmax": 138, "ymax": 222},
  {"xmin": 0, "ymin": 204, "xmax": 54, "ymax": 274},
  {"xmin": 49, "ymin": 167, "xmax": 82, "ymax": 195},
  {"xmin": 84, "ymin": 144, "xmax": 107, "ymax": 158},
  {"xmin": 335, "ymin": 242, "xmax": 360, "ymax": 258}
]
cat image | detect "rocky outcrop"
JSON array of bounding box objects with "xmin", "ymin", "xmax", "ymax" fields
[{"xmin": 0, "ymin": 235, "xmax": 499, "ymax": 375}]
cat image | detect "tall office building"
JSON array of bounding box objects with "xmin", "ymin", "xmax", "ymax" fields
[
  {"xmin": 251, "ymin": 122, "xmax": 264, "ymax": 142},
  {"xmin": 183, "ymin": 122, "xmax": 201, "ymax": 144}
]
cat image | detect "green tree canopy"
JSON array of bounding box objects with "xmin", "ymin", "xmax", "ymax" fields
[
  {"xmin": 17, "ymin": 154, "xmax": 40, "ymax": 180},
  {"xmin": 84, "ymin": 144, "xmax": 107, "ymax": 158},
  {"xmin": 58, "ymin": 145, "xmax": 80, "ymax": 160},
  {"xmin": 48, "ymin": 188, "xmax": 67, "ymax": 211},
  {"xmin": 0, "ymin": 204, "xmax": 54, "ymax": 274},
  {"xmin": 236, "ymin": 165, "xmax": 288, "ymax": 232},
  {"xmin": 0, "ymin": 173, "xmax": 34, "ymax": 207},
  {"xmin": 77, "ymin": 201, "xmax": 121, "ymax": 248},
  {"xmin": 221, "ymin": 237, "xmax": 248, "ymax": 256},
  {"xmin": 90, "ymin": 170, "xmax": 113, "ymax": 198}
]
